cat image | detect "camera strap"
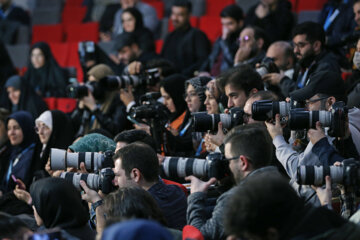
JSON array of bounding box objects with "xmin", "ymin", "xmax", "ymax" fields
[{"xmin": 179, "ymin": 120, "xmax": 192, "ymax": 137}]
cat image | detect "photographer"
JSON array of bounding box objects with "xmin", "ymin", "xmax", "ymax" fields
[
  {"xmin": 71, "ymin": 64, "xmax": 128, "ymax": 137},
  {"xmin": 186, "ymin": 124, "xmax": 277, "ymax": 240}
]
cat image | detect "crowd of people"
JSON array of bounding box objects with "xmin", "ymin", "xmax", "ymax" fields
[{"xmin": 1, "ymin": 0, "xmax": 360, "ymax": 239}]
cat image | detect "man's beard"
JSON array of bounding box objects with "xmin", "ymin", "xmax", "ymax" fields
[{"xmin": 298, "ymin": 49, "xmax": 316, "ymax": 68}]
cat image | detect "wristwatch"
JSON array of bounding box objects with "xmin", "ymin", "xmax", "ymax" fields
[{"xmin": 92, "ymin": 199, "xmax": 103, "ymax": 211}]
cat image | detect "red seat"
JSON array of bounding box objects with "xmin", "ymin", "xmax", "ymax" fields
[
  {"xmin": 56, "ymin": 98, "xmax": 77, "ymax": 113},
  {"xmin": 65, "ymin": 22, "xmax": 99, "ymax": 43},
  {"xmin": 288, "ymin": 0, "xmax": 298, "ymax": 11},
  {"xmin": 199, "ymin": 16, "xmax": 221, "ymax": 43},
  {"xmin": 49, "ymin": 43, "xmax": 69, "ymax": 67},
  {"xmin": 32, "ymin": 24, "xmax": 64, "ymax": 44},
  {"xmin": 65, "ymin": 0, "xmax": 83, "ymax": 6},
  {"xmin": 168, "ymin": 16, "xmax": 198, "ymax": 32},
  {"xmin": 296, "ymin": 0, "xmax": 327, "ymax": 12},
  {"xmin": 206, "ymin": 0, "xmax": 235, "ymax": 16},
  {"xmin": 155, "ymin": 39, "xmax": 163, "ymax": 54},
  {"xmin": 62, "ymin": 6, "xmax": 87, "ymax": 25},
  {"xmin": 148, "ymin": 1, "xmax": 164, "ymax": 19},
  {"xmin": 182, "ymin": 225, "xmax": 204, "ymax": 240},
  {"xmin": 66, "ymin": 42, "xmax": 83, "ymax": 82},
  {"xmin": 162, "ymin": 179, "xmax": 188, "ymax": 196},
  {"xmin": 43, "ymin": 97, "xmax": 58, "ymax": 110}
]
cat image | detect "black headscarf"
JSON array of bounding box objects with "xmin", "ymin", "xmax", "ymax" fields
[
  {"xmin": 160, "ymin": 74, "xmax": 187, "ymax": 121},
  {"xmin": 24, "ymin": 42, "xmax": 67, "ymax": 97},
  {"xmin": 0, "ymin": 41, "xmax": 16, "ymax": 90},
  {"xmin": 30, "ymin": 177, "xmax": 89, "ymax": 229},
  {"xmin": 7, "ymin": 111, "xmax": 35, "ymax": 150},
  {"xmin": 1, "ymin": 75, "xmax": 48, "ymax": 118},
  {"xmin": 31, "ymin": 110, "xmax": 75, "ymax": 176}
]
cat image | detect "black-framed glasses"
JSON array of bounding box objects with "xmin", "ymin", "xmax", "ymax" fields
[
  {"xmin": 305, "ymin": 96, "xmax": 328, "ymax": 106},
  {"xmin": 223, "ymin": 156, "xmax": 240, "ymax": 161}
]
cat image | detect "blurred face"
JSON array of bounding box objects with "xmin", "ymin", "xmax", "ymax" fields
[
  {"xmin": 221, "ymin": 17, "xmax": 241, "ymax": 35},
  {"xmin": 243, "ymin": 96, "xmax": 261, "ymax": 124},
  {"xmin": 171, "ymin": 6, "xmax": 189, "ymax": 30},
  {"xmin": 114, "ymin": 158, "xmax": 136, "ymax": 188},
  {"xmin": 266, "ymin": 44, "xmax": 289, "ymax": 71},
  {"xmin": 7, "ymin": 86, "xmax": 21, "ymax": 105},
  {"xmin": 225, "ymin": 84, "xmax": 247, "ymax": 108},
  {"xmin": 306, "ymin": 94, "xmax": 328, "ymax": 111},
  {"xmin": 115, "ymin": 141, "xmax": 128, "ymax": 153},
  {"xmin": 185, "ymin": 85, "xmax": 201, "ymax": 113},
  {"xmin": 122, "ymin": 12, "xmax": 136, "ymax": 32},
  {"xmin": 31, "ymin": 48, "xmax": 45, "ymax": 69},
  {"xmin": 354, "ymin": 2, "xmax": 360, "ymax": 27},
  {"xmin": 160, "ymin": 87, "xmax": 176, "ymax": 113},
  {"xmin": 117, "ymin": 46, "xmax": 136, "ymax": 65},
  {"xmin": 224, "ymin": 143, "xmax": 244, "ymax": 184},
  {"xmin": 204, "ymin": 90, "xmax": 219, "ymax": 114},
  {"xmin": 120, "ymin": 0, "xmax": 137, "ymax": 9},
  {"xmin": 7, "ymin": 119, "xmax": 23, "ymax": 146},
  {"xmin": 36, "ymin": 121, "xmax": 52, "ymax": 144},
  {"xmin": 293, "ymin": 34, "xmax": 313, "ymax": 61}
]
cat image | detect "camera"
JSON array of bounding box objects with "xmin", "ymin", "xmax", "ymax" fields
[
  {"xmin": 60, "ymin": 168, "xmax": 115, "ymax": 194},
  {"xmin": 66, "ymin": 81, "xmax": 105, "ymax": 99},
  {"xmin": 288, "ymin": 102, "xmax": 347, "ymax": 137},
  {"xmin": 256, "ymin": 57, "xmax": 279, "ymax": 77},
  {"xmin": 78, "ymin": 41, "xmax": 96, "ymax": 66},
  {"xmin": 297, "ymin": 159, "xmax": 359, "ymax": 187},
  {"xmin": 130, "ymin": 92, "xmax": 170, "ymax": 120},
  {"xmin": 192, "ymin": 107, "xmax": 244, "ymax": 132},
  {"xmin": 252, "ymin": 99, "xmax": 305, "ymax": 121},
  {"xmin": 50, "ymin": 148, "xmax": 114, "ymax": 172},
  {"xmin": 161, "ymin": 152, "xmax": 230, "ymax": 180}
]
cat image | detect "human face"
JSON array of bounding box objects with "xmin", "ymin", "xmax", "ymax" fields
[
  {"xmin": 225, "ymin": 84, "xmax": 248, "ymax": 109},
  {"xmin": 115, "ymin": 141, "xmax": 128, "ymax": 153},
  {"xmin": 292, "ymin": 34, "xmax": 313, "ymax": 61},
  {"xmin": 33, "ymin": 206, "xmax": 43, "ymax": 226},
  {"xmin": 36, "ymin": 121, "xmax": 52, "ymax": 144},
  {"xmin": 238, "ymin": 28, "xmax": 256, "ymax": 49},
  {"xmin": 31, "ymin": 48, "xmax": 46, "ymax": 69},
  {"xmin": 7, "ymin": 86, "xmax": 21, "ymax": 105},
  {"xmin": 354, "ymin": 2, "xmax": 360, "ymax": 27},
  {"xmin": 221, "ymin": 17, "xmax": 241, "ymax": 36},
  {"xmin": 171, "ymin": 6, "xmax": 189, "ymax": 30},
  {"xmin": 243, "ymin": 97, "xmax": 261, "ymax": 124},
  {"xmin": 356, "ymin": 39, "xmax": 360, "ymax": 52},
  {"xmin": 114, "ymin": 158, "xmax": 136, "ymax": 188},
  {"xmin": 204, "ymin": 90, "xmax": 219, "ymax": 114},
  {"xmin": 7, "ymin": 119, "xmax": 23, "ymax": 146},
  {"xmin": 120, "ymin": 0, "xmax": 137, "ymax": 9},
  {"xmin": 117, "ymin": 46, "xmax": 136, "ymax": 65},
  {"xmin": 185, "ymin": 85, "xmax": 201, "ymax": 113},
  {"xmin": 266, "ymin": 44, "xmax": 288, "ymax": 71},
  {"xmin": 160, "ymin": 87, "xmax": 176, "ymax": 113},
  {"xmin": 224, "ymin": 143, "xmax": 244, "ymax": 184},
  {"xmin": 306, "ymin": 94, "xmax": 328, "ymax": 111},
  {"xmin": 122, "ymin": 12, "xmax": 136, "ymax": 32}
]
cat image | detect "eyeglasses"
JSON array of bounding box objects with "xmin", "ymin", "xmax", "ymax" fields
[
  {"xmin": 183, "ymin": 91, "xmax": 198, "ymax": 99},
  {"xmin": 237, "ymin": 35, "xmax": 251, "ymax": 45},
  {"xmin": 293, "ymin": 41, "xmax": 311, "ymax": 49},
  {"xmin": 305, "ymin": 96, "xmax": 328, "ymax": 106},
  {"xmin": 34, "ymin": 125, "xmax": 50, "ymax": 133},
  {"xmin": 223, "ymin": 155, "xmax": 240, "ymax": 161}
]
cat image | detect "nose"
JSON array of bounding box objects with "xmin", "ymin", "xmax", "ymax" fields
[{"xmin": 228, "ymin": 98, "xmax": 234, "ymax": 108}]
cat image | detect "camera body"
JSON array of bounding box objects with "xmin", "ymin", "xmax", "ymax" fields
[
  {"xmin": 50, "ymin": 148, "xmax": 114, "ymax": 172},
  {"xmin": 130, "ymin": 92, "xmax": 170, "ymax": 121},
  {"xmin": 60, "ymin": 168, "xmax": 116, "ymax": 194},
  {"xmin": 162, "ymin": 152, "xmax": 229, "ymax": 180},
  {"xmin": 256, "ymin": 57, "xmax": 279, "ymax": 77},
  {"xmin": 192, "ymin": 107, "xmax": 244, "ymax": 132},
  {"xmin": 297, "ymin": 159, "xmax": 360, "ymax": 187}
]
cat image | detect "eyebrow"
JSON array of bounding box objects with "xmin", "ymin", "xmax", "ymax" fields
[{"xmin": 228, "ymin": 92, "xmax": 238, "ymax": 97}]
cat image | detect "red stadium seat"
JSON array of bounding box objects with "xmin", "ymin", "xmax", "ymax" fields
[
  {"xmin": 199, "ymin": 16, "xmax": 221, "ymax": 43},
  {"xmin": 288, "ymin": 0, "xmax": 298, "ymax": 11},
  {"xmin": 155, "ymin": 39, "xmax": 163, "ymax": 54},
  {"xmin": 206, "ymin": 0, "xmax": 235, "ymax": 16},
  {"xmin": 56, "ymin": 98, "xmax": 77, "ymax": 113},
  {"xmin": 65, "ymin": 22, "xmax": 99, "ymax": 43},
  {"xmin": 65, "ymin": 0, "xmax": 83, "ymax": 6},
  {"xmin": 49, "ymin": 43, "xmax": 69, "ymax": 67},
  {"xmin": 168, "ymin": 16, "xmax": 199, "ymax": 32},
  {"xmin": 32, "ymin": 24, "xmax": 64, "ymax": 44},
  {"xmin": 43, "ymin": 97, "xmax": 57, "ymax": 110},
  {"xmin": 296, "ymin": 0, "xmax": 327, "ymax": 12},
  {"xmin": 148, "ymin": 1, "xmax": 164, "ymax": 19},
  {"xmin": 62, "ymin": 6, "xmax": 87, "ymax": 25}
]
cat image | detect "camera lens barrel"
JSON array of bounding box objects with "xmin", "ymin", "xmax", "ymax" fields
[
  {"xmin": 252, "ymin": 100, "xmax": 289, "ymax": 121},
  {"xmin": 288, "ymin": 110, "xmax": 332, "ymax": 130},
  {"xmin": 162, "ymin": 157, "xmax": 208, "ymax": 178},
  {"xmin": 60, "ymin": 172, "xmax": 100, "ymax": 191},
  {"xmin": 297, "ymin": 165, "xmax": 343, "ymax": 186},
  {"xmin": 192, "ymin": 112, "xmax": 232, "ymax": 132}
]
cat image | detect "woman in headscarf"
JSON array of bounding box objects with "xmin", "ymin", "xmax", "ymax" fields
[
  {"xmin": 71, "ymin": 64, "xmax": 128, "ymax": 137},
  {"xmin": 30, "ymin": 177, "xmax": 95, "ymax": 240},
  {"xmin": 0, "ymin": 111, "xmax": 35, "ymax": 193},
  {"xmin": 121, "ymin": 7, "xmax": 155, "ymax": 53},
  {"xmin": 204, "ymin": 79, "xmax": 224, "ymax": 115},
  {"xmin": 31, "ymin": 110, "xmax": 74, "ymax": 180},
  {"xmin": 2, "ymin": 75, "xmax": 48, "ymax": 118},
  {"xmin": 24, "ymin": 42, "xmax": 68, "ymax": 97}
]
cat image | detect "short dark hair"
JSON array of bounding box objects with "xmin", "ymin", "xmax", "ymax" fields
[
  {"xmin": 113, "ymin": 32, "xmax": 138, "ymax": 51},
  {"xmin": 224, "ymin": 175, "xmax": 305, "ymax": 238},
  {"xmin": 0, "ymin": 212, "xmax": 30, "ymax": 239},
  {"xmin": 220, "ymin": 4, "xmax": 244, "ymax": 22},
  {"xmin": 224, "ymin": 124, "xmax": 272, "ymax": 169},
  {"xmin": 114, "ymin": 129, "xmax": 156, "ymax": 152},
  {"xmin": 249, "ymin": 90, "xmax": 279, "ymax": 101},
  {"xmin": 219, "ymin": 65, "xmax": 264, "ymax": 97},
  {"xmin": 145, "ymin": 58, "xmax": 176, "ymax": 78},
  {"xmin": 173, "ymin": 0, "xmax": 192, "ymax": 12},
  {"xmin": 292, "ymin": 21, "xmax": 325, "ymax": 48},
  {"xmin": 113, "ymin": 142, "xmax": 159, "ymax": 182},
  {"xmin": 104, "ymin": 187, "xmax": 167, "ymax": 227}
]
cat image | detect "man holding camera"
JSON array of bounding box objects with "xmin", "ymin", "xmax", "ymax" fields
[
  {"xmin": 80, "ymin": 142, "xmax": 187, "ymax": 232},
  {"xmin": 186, "ymin": 124, "xmax": 278, "ymax": 240}
]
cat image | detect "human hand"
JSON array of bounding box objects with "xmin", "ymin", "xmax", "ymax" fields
[
  {"xmin": 222, "ymin": 25, "xmax": 230, "ymax": 40},
  {"xmin": 206, "ymin": 122, "xmax": 225, "ymax": 147},
  {"xmin": 82, "ymin": 91, "xmax": 97, "ymax": 111},
  {"xmin": 265, "ymin": 114, "xmax": 283, "ymax": 139},
  {"xmin": 312, "ymin": 176, "xmax": 332, "ymax": 207},
  {"xmin": 15, "ymin": 178, "xmax": 26, "ymax": 190},
  {"xmin": 234, "ymin": 45, "xmax": 252, "ymax": 64},
  {"xmin": 119, "ymin": 86, "xmax": 135, "ymax": 106},
  {"xmin": 80, "ymin": 180, "xmax": 102, "ymax": 204},
  {"xmin": 263, "ymin": 73, "xmax": 284, "ymax": 86},
  {"xmin": 13, "ymin": 186, "xmax": 32, "ymax": 205},
  {"xmin": 79, "ymin": 162, "xmax": 89, "ymax": 173},
  {"xmin": 204, "ymin": 133, "xmax": 218, "ymax": 152},
  {"xmin": 307, "ymin": 121, "xmax": 326, "ymax": 145},
  {"xmin": 185, "ymin": 175, "xmax": 216, "ymax": 194},
  {"xmin": 134, "ymin": 123, "xmax": 151, "ymax": 135},
  {"xmin": 127, "ymin": 61, "xmax": 142, "ymax": 75},
  {"xmin": 157, "ymin": 154, "xmax": 165, "ymax": 165}
]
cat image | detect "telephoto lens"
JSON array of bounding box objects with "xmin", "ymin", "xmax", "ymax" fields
[
  {"xmin": 50, "ymin": 148, "xmax": 114, "ymax": 172},
  {"xmin": 252, "ymin": 100, "xmax": 291, "ymax": 121},
  {"xmin": 288, "ymin": 110, "xmax": 332, "ymax": 130},
  {"xmin": 101, "ymin": 75, "xmax": 143, "ymax": 90}
]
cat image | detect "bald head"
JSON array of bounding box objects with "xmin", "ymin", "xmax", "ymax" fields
[{"xmin": 266, "ymin": 41, "xmax": 294, "ymax": 71}]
